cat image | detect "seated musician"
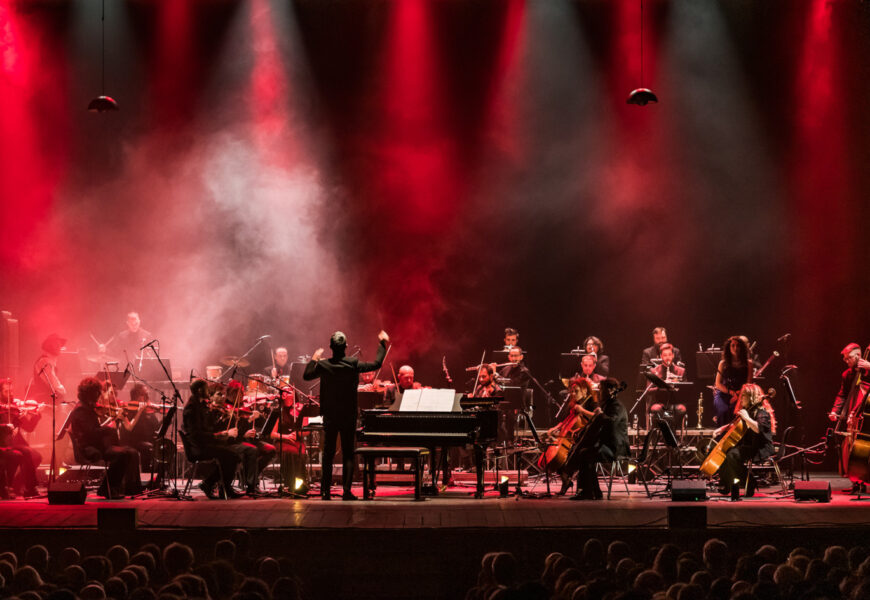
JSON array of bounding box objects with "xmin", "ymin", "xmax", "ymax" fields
[
  {"xmin": 828, "ymin": 343, "xmax": 870, "ymax": 494},
  {"xmin": 499, "ymin": 347, "xmax": 531, "ymax": 388},
  {"xmin": 578, "ymin": 355, "xmax": 604, "ymax": 386},
  {"xmin": 0, "ymin": 379, "xmax": 42, "ymax": 497},
  {"xmin": 542, "ymin": 377, "xmax": 596, "ymax": 495},
  {"xmin": 182, "ymin": 379, "xmax": 243, "ymax": 499},
  {"xmin": 69, "ymin": 377, "xmax": 144, "ymax": 498},
  {"xmin": 0, "ymin": 425, "xmax": 26, "ymax": 500},
  {"xmin": 269, "ymin": 390, "xmax": 308, "ymax": 491},
  {"xmin": 712, "ymin": 383, "xmax": 775, "ymax": 497},
  {"xmin": 118, "ymin": 383, "xmax": 159, "ymax": 471},
  {"xmin": 269, "ymin": 346, "xmax": 292, "ymax": 379},
  {"xmin": 712, "ymin": 336, "xmax": 753, "ymax": 427},
  {"xmin": 397, "ymin": 365, "xmax": 423, "ymax": 393},
  {"xmin": 640, "ymin": 326, "xmax": 683, "ymax": 367},
  {"xmin": 583, "ymin": 336, "xmax": 610, "ymax": 377},
  {"xmin": 474, "ymin": 364, "xmax": 502, "ymax": 397},
  {"xmin": 562, "ymin": 378, "xmax": 629, "ymax": 500},
  {"xmin": 648, "ymin": 343, "xmax": 687, "ymax": 426},
  {"xmin": 503, "ymin": 328, "xmax": 519, "ymax": 349},
  {"xmin": 212, "ymin": 381, "xmax": 273, "ymax": 496}
]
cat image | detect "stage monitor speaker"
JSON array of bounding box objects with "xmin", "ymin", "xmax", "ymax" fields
[
  {"xmin": 98, "ymin": 508, "xmax": 137, "ymax": 532},
  {"xmin": 671, "ymin": 479, "xmax": 707, "ymax": 501},
  {"xmin": 47, "ymin": 482, "xmax": 86, "ymax": 505},
  {"xmin": 794, "ymin": 480, "xmax": 831, "ymax": 503},
  {"xmin": 668, "ymin": 505, "xmax": 707, "ymax": 529}
]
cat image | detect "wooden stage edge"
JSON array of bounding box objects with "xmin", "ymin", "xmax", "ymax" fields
[{"xmin": 2, "ymin": 474, "xmax": 870, "ymax": 532}]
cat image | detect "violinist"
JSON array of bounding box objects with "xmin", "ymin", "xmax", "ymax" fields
[
  {"xmin": 182, "ymin": 379, "xmax": 243, "ymax": 499},
  {"xmin": 0, "ymin": 379, "xmax": 42, "ymax": 497},
  {"xmin": 209, "ymin": 381, "xmax": 272, "ymax": 496},
  {"xmin": 119, "ymin": 384, "xmax": 161, "ymax": 470},
  {"xmin": 563, "ymin": 378, "xmax": 629, "ymax": 501},
  {"xmin": 269, "ymin": 390, "xmax": 308, "ymax": 490},
  {"xmin": 712, "ymin": 383, "xmax": 775, "ymax": 497},
  {"xmin": 712, "ymin": 336, "xmax": 753, "ymax": 427},
  {"xmin": 69, "ymin": 377, "xmax": 143, "ymax": 498},
  {"xmin": 828, "ymin": 343, "xmax": 870, "ymax": 493},
  {"xmin": 474, "ymin": 364, "xmax": 502, "ymax": 398}
]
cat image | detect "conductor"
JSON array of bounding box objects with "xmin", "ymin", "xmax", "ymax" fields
[{"xmin": 304, "ymin": 330, "xmax": 389, "ymax": 500}]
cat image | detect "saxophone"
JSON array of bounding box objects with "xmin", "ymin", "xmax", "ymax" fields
[{"xmin": 696, "ymin": 393, "xmax": 704, "ymax": 429}]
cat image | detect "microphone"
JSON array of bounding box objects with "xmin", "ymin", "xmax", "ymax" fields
[
  {"xmin": 189, "ymin": 369, "xmax": 195, "ymax": 382},
  {"xmin": 140, "ymin": 339, "xmax": 157, "ymax": 351},
  {"xmin": 777, "ymin": 333, "xmax": 791, "ymax": 343}
]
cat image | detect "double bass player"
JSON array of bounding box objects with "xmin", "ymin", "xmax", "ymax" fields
[{"xmin": 828, "ymin": 343, "xmax": 870, "ymax": 494}]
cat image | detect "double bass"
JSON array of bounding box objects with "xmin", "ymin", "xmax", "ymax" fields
[
  {"xmin": 699, "ymin": 386, "xmax": 768, "ymax": 478},
  {"xmin": 843, "ymin": 346, "xmax": 870, "ymax": 482}
]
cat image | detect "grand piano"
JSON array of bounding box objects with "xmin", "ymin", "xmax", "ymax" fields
[{"xmin": 358, "ymin": 390, "xmax": 499, "ymax": 498}]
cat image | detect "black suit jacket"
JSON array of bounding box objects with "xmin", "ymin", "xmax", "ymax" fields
[
  {"xmin": 640, "ymin": 345, "xmax": 683, "ymax": 367},
  {"xmin": 303, "ymin": 341, "xmax": 387, "ymax": 427}
]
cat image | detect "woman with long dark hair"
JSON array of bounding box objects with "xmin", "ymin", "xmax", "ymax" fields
[{"xmin": 712, "ymin": 336, "xmax": 753, "ymax": 427}]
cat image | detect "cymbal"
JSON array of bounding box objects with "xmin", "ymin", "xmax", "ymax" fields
[
  {"xmin": 86, "ymin": 353, "xmax": 118, "ymax": 363},
  {"xmin": 220, "ymin": 356, "xmax": 250, "ymax": 368}
]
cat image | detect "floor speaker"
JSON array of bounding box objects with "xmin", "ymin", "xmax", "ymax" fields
[
  {"xmin": 47, "ymin": 482, "xmax": 87, "ymax": 505},
  {"xmin": 671, "ymin": 479, "xmax": 707, "ymax": 501},
  {"xmin": 794, "ymin": 480, "xmax": 831, "ymax": 502}
]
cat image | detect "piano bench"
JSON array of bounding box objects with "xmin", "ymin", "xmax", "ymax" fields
[{"xmin": 355, "ymin": 447, "xmax": 430, "ymax": 501}]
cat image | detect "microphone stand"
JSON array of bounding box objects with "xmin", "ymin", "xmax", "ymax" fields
[
  {"xmin": 220, "ymin": 337, "xmax": 269, "ymax": 383},
  {"xmin": 141, "ymin": 342, "xmax": 186, "ymax": 500},
  {"xmin": 257, "ymin": 378, "xmax": 307, "ymax": 498},
  {"xmin": 39, "ymin": 364, "xmax": 60, "ymax": 485}
]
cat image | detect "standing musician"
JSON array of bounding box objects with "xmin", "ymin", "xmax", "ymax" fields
[
  {"xmin": 269, "ymin": 347, "xmax": 292, "ymax": 379},
  {"xmin": 33, "ymin": 334, "xmax": 67, "ymax": 403},
  {"xmin": 712, "ymin": 383, "xmax": 775, "ymax": 496},
  {"xmin": 640, "ymin": 327, "xmax": 683, "ymax": 367},
  {"xmin": 119, "ymin": 383, "xmax": 161, "ymax": 471},
  {"xmin": 0, "ymin": 379, "xmax": 42, "ymax": 497},
  {"xmin": 69, "ymin": 377, "xmax": 144, "ymax": 498},
  {"xmin": 503, "ymin": 328, "xmax": 519, "ymax": 349},
  {"xmin": 269, "ymin": 391, "xmax": 308, "ymax": 490},
  {"xmin": 304, "ymin": 330, "xmax": 389, "ymax": 501},
  {"xmin": 562, "ymin": 378, "xmax": 629, "ymax": 500},
  {"xmin": 182, "ymin": 379, "xmax": 243, "ymax": 499},
  {"xmin": 101, "ymin": 311, "xmax": 154, "ymax": 363},
  {"xmin": 712, "ymin": 336, "xmax": 753, "ymax": 427},
  {"xmin": 828, "ymin": 343, "xmax": 870, "ymax": 493},
  {"xmin": 210, "ymin": 381, "xmax": 273, "ymax": 496},
  {"xmin": 583, "ymin": 336, "xmax": 610, "ymax": 377}
]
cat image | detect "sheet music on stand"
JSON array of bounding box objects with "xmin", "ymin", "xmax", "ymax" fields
[{"xmin": 398, "ymin": 388, "xmax": 458, "ymax": 412}]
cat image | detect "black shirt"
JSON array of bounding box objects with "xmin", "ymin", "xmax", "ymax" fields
[
  {"xmin": 69, "ymin": 403, "xmax": 115, "ymax": 454},
  {"xmin": 739, "ymin": 407, "xmax": 774, "ymax": 461},
  {"xmin": 641, "ymin": 345, "xmax": 683, "ymax": 367},
  {"xmin": 598, "ymin": 399, "xmax": 630, "ymax": 458},
  {"xmin": 182, "ymin": 397, "xmax": 217, "ymax": 452},
  {"xmin": 303, "ymin": 341, "xmax": 387, "ymax": 426}
]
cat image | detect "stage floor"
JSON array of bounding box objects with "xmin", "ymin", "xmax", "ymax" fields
[{"xmin": 1, "ymin": 473, "xmax": 868, "ymax": 531}]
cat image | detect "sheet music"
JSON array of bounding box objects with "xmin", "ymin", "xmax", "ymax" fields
[
  {"xmin": 418, "ymin": 389, "xmax": 455, "ymax": 412},
  {"xmin": 398, "ymin": 389, "xmax": 423, "ymax": 411}
]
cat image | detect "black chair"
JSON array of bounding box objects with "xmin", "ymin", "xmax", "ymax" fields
[
  {"xmin": 68, "ymin": 437, "xmax": 109, "ymax": 494},
  {"xmin": 746, "ymin": 425, "xmax": 793, "ymax": 495},
  {"xmin": 179, "ymin": 430, "xmax": 226, "ymax": 500}
]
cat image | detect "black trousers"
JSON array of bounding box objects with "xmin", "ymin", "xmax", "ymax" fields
[
  {"xmin": 97, "ymin": 445, "xmax": 143, "ymax": 496},
  {"xmin": 322, "ymin": 421, "xmax": 355, "ymax": 494},
  {"xmin": 719, "ymin": 445, "xmax": 755, "ymax": 492},
  {"xmin": 8, "ymin": 445, "xmax": 39, "ymax": 491},
  {"xmin": 194, "ymin": 444, "xmax": 241, "ymax": 490},
  {"xmin": 564, "ymin": 444, "xmax": 615, "ymax": 496},
  {"xmin": 236, "ymin": 440, "xmax": 276, "ymax": 489},
  {"xmin": 0, "ymin": 448, "xmax": 26, "ymax": 491}
]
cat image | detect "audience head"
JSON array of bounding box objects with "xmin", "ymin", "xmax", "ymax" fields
[
  {"xmin": 163, "ymin": 543, "xmax": 194, "ymax": 578},
  {"xmin": 24, "ymin": 545, "xmax": 49, "ymax": 574}
]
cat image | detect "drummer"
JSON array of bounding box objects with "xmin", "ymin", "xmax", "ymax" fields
[{"xmin": 269, "ymin": 347, "xmax": 292, "ymax": 379}]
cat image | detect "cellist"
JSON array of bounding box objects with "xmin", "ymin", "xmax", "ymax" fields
[
  {"xmin": 713, "ymin": 383, "xmax": 775, "ymax": 497},
  {"xmin": 827, "ymin": 343, "xmax": 870, "ymax": 494},
  {"xmin": 538, "ymin": 377, "xmax": 596, "ymax": 495}
]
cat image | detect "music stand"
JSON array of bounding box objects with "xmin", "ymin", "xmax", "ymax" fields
[
  {"xmin": 95, "ymin": 367, "xmax": 130, "ymax": 392},
  {"xmin": 137, "ymin": 358, "xmax": 172, "ymax": 382},
  {"xmin": 695, "ymin": 350, "xmax": 721, "ymax": 380},
  {"xmin": 649, "ymin": 416, "xmax": 684, "ymax": 497}
]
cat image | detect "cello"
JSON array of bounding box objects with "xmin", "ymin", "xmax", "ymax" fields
[
  {"xmin": 843, "ymin": 345, "xmax": 870, "ymax": 482},
  {"xmin": 699, "ymin": 384, "xmax": 769, "ymax": 478},
  {"xmin": 536, "ymin": 379, "xmax": 598, "ymax": 471}
]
